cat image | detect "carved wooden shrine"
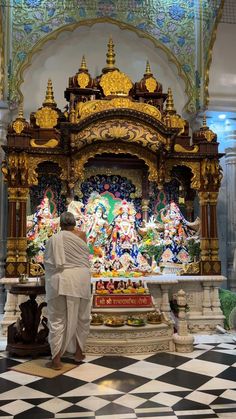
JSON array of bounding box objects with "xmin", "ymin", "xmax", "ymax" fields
[{"xmin": 1, "ymin": 38, "xmax": 223, "ymax": 278}]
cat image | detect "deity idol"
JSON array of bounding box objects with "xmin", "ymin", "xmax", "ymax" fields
[
  {"xmin": 27, "ymin": 196, "xmax": 59, "ymax": 263},
  {"xmin": 159, "ymin": 201, "xmax": 200, "ymax": 264},
  {"xmin": 108, "ymin": 200, "xmax": 151, "ymax": 272},
  {"xmin": 85, "ymin": 193, "xmax": 111, "ymax": 259}
]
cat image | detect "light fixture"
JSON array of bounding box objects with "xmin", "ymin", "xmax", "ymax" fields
[{"xmin": 218, "ymin": 114, "xmax": 226, "ymax": 120}]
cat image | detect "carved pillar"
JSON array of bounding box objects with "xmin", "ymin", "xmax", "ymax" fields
[
  {"xmin": 209, "ymin": 192, "xmax": 219, "ymax": 262},
  {"xmin": 211, "ymin": 282, "xmax": 223, "ymax": 315},
  {"xmin": 160, "ymin": 284, "xmax": 171, "ymax": 315},
  {"xmin": 17, "ymin": 188, "xmax": 29, "ymax": 262},
  {"xmin": 202, "ymin": 281, "xmax": 212, "ymax": 315},
  {"xmin": 198, "ymin": 191, "xmax": 210, "ymax": 261},
  {"xmin": 6, "ymin": 188, "xmax": 18, "ymax": 263},
  {"xmin": 173, "ymin": 289, "xmax": 194, "ymax": 353},
  {"xmin": 225, "ymin": 146, "xmax": 236, "ymax": 291}
]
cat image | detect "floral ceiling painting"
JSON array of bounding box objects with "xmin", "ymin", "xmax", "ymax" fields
[{"xmin": 4, "ymin": 0, "xmax": 223, "ymax": 112}]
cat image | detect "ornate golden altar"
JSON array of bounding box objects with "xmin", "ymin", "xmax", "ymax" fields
[{"xmin": 1, "ymin": 38, "xmax": 222, "ymax": 278}]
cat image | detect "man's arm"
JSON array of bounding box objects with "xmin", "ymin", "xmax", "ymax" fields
[{"xmin": 73, "ymin": 229, "xmax": 87, "ymax": 243}]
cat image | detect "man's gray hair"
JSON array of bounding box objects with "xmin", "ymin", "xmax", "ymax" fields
[{"xmin": 60, "ymin": 211, "xmax": 76, "ymax": 227}]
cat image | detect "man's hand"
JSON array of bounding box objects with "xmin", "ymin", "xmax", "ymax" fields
[{"xmin": 73, "ymin": 229, "xmax": 87, "ymax": 243}]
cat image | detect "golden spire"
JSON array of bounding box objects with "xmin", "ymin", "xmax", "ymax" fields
[
  {"xmin": 107, "ymin": 37, "xmax": 115, "ymax": 68},
  {"xmin": 166, "ymin": 87, "xmax": 176, "ymax": 113},
  {"xmin": 12, "ymin": 102, "xmax": 28, "ymax": 134},
  {"xmin": 102, "ymin": 37, "xmax": 116, "ymax": 72},
  {"xmin": 18, "ymin": 103, "xmax": 24, "ymax": 119},
  {"xmin": 202, "ymin": 114, "xmax": 207, "ymax": 128},
  {"xmin": 43, "ymin": 79, "xmax": 57, "ymax": 107},
  {"xmin": 145, "ymin": 60, "xmax": 152, "ymax": 75},
  {"xmin": 80, "ymin": 55, "xmax": 87, "ymax": 71}
]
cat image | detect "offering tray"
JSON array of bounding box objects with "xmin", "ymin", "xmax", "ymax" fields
[
  {"xmin": 91, "ymin": 321, "xmax": 104, "ymax": 326},
  {"xmin": 104, "ymin": 317, "xmax": 125, "ymax": 327},
  {"xmin": 146, "ymin": 311, "xmax": 162, "ymax": 324},
  {"xmin": 91, "ymin": 314, "xmax": 104, "ymax": 326},
  {"xmin": 126, "ymin": 318, "xmax": 145, "ymax": 327}
]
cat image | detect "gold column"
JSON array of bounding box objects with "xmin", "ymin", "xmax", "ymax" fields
[
  {"xmin": 6, "ymin": 188, "xmax": 18, "ymax": 262},
  {"xmin": 17, "ymin": 188, "xmax": 29, "ymax": 262},
  {"xmin": 209, "ymin": 192, "xmax": 219, "ymax": 261}
]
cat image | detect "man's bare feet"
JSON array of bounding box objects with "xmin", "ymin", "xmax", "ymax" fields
[
  {"xmin": 74, "ymin": 344, "xmax": 85, "ymax": 362},
  {"xmin": 45, "ymin": 361, "xmax": 62, "ymax": 370},
  {"xmin": 74, "ymin": 354, "xmax": 85, "ymax": 363},
  {"xmin": 46, "ymin": 352, "xmax": 62, "ymax": 370}
]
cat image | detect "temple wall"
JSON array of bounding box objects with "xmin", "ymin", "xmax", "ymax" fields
[
  {"xmin": 208, "ymin": 20, "xmax": 236, "ymax": 289},
  {"xmin": 20, "ymin": 22, "xmax": 187, "ymax": 118},
  {"xmin": 208, "ymin": 22, "xmax": 236, "ymax": 111}
]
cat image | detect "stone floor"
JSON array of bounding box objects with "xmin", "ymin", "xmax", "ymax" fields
[{"xmin": 0, "ymin": 334, "xmax": 236, "ymax": 418}]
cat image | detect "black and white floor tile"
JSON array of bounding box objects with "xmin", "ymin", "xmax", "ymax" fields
[{"xmin": 0, "ymin": 336, "xmax": 236, "ymax": 419}]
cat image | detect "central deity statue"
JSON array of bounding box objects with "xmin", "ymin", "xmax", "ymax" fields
[{"xmin": 109, "ymin": 200, "xmax": 150, "ymax": 272}]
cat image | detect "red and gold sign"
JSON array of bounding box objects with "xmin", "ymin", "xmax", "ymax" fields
[{"xmin": 93, "ymin": 294, "xmax": 153, "ymax": 308}]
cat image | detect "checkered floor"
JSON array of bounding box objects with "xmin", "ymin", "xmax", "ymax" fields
[{"xmin": 0, "ymin": 337, "xmax": 236, "ymax": 419}]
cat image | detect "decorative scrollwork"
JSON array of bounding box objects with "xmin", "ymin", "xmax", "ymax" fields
[
  {"xmin": 100, "ymin": 70, "xmax": 133, "ymax": 96},
  {"xmin": 35, "ymin": 106, "xmax": 58, "ymax": 129},
  {"xmin": 201, "ymin": 158, "xmax": 222, "ymax": 189},
  {"xmin": 166, "ymin": 160, "xmax": 200, "ymax": 190},
  {"xmin": 30, "ymin": 139, "xmax": 59, "ymax": 148},
  {"xmin": 73, "ymin": 142, "xmax": 158, "ymax": 183},
  {"xmin": 28, "ymin": 156, "xmax": 68, "ymax": 186},
  {"xmin": 74, "ymin": 119, "xmax": 165, "ymax": 152},
  {"xmin": 76, "ymin": 97, "xmax": 162, "ymax": 123},
  {"xmin": 174, "ymin": 144, "xmax": 199, "ymax": 153}
]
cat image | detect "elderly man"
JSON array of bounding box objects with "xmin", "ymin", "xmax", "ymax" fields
[{"xmin": 44, "ymin": 211, "xmax": 91, "ymax": 370}]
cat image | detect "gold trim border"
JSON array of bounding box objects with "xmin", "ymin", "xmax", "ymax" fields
[{"xmin": 16, "ymin": 17, "xmax": 193, "ymax": 112}]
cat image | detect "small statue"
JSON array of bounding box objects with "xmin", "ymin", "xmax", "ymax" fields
[
  {"xmin": 106, "ymin": 278, "xmax": 115, "ymax": 293},
  {"xmin": 97, "ymin": 280, "xmax": 105, "ymax": 291},
  {"xmin": 126, "ymin": 279, "xmax": 134, "ymax": 289},
  {"xmin": 117, "ymin": 280, "xmax": 125, "ymax": 291},
  {"xmin": 92, "ymin": 258, "xmax": 103, "ymax": 274}
]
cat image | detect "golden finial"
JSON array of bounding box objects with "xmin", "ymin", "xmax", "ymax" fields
[
  {"xmin": 12, "ymin": 103, "xmax": 27, "ymax": 134},
  {"xmin": 202, "ymin": 114, "xmax": 207, "ymax": 128},
  {"xmin": 43, "ymin": 79, "xmax": 57, "ymax": 107},
  {"xmin": 166, "ymin": 87, "xmax": 176, "ymax": 113},
  {"xmin": 145, "ymin": 60, "xmax": 152, "ymax": 75},
  {"xmin": 106, "ymin": 37, "xmax": 116, "ymax": 69},
  {"xmin": 18, "ymin": 104, "xmax": 24, "ymax": 119},
  {"xmin": 80, "ymin": 55, "xmax": 87, "ymax": 71}
]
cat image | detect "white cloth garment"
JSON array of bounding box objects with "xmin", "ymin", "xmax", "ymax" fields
[
  {"xmin": 44, "ymin": 230, "xmax": 91, "ymax": 357},
  {"xmin": 47, "ymin": 295, "xmax": 91, "ymax": 358},
  {"xmin": 44, "ymin": 230, "xmax": 91, "ymax": 302}
]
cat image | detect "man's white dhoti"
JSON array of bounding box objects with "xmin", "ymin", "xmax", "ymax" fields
[
  {"xmin": 47, "ymin": 295, "xmax": 91, "ymax": 358},
  {"xmin": 44, "ymin": 230, "xmax": 91, "ymax": 358}
]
